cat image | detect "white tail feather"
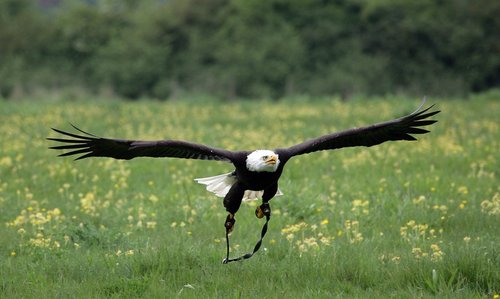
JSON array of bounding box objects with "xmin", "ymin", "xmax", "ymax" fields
[
  {"xmin": 194, "ymin": 172, "xmax": 283, "ymax": 202},
  {"xmin": 194, "ymin": 172, "xmax": 235, "ymax": 198}
]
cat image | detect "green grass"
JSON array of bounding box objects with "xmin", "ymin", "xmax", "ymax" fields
[{"xmin": 0, "ymin": 97, "xmax": 498, "ymax": 298}]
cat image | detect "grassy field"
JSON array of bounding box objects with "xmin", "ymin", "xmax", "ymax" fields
[{"xmin": 0, "ymin": 97, "xmax": 498, "ymax": 298}]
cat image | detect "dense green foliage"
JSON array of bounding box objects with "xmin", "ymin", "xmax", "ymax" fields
[
  {"xmin": 1, "ymin": 0, "xmax": 499, "ymax": 99},
  {"xmin": 0, "ymin": 97, "xmax": 498, "ymax": 297}
]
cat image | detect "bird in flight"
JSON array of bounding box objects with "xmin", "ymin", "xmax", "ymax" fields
[{"xmin": 48, "ymin": 101, "xmax": 439, "ymax": 261}]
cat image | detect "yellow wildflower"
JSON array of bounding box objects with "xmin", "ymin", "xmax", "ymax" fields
[
  {"xmin": 430, "ymin": 244, "xmax": 444, "ymax": 261},
  {"xmin": 457, "ymin": 186, "xmax": 469, "ymax": 195},
  {"xmin": 281, "ymin": 222, "xmax": 307, "ymax": 234},
  {"xmin": 412, "ymin": 195, "xmax": 426, "ymax": 205},
  {"xmin": 148, "ymin": 195, "xmax": 159, "ymax": 203},
  {"xmin": 0, "ymin": 156, "xmax": 13, "ymax": 167},
  {"xmin": 481, "ymin": 193, "xmax": 500, "ymax": 215}
]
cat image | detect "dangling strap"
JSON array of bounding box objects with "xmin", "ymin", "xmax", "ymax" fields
[{"xmin": 222, "ymin": 203, "xmax": 271, "ymax": 264}]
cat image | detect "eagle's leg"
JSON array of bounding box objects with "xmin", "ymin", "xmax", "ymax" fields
[
  {"xmin": 223, "ymin": 182, "xmax": 245, "ymax": 233},
  {"xmin": 255, "ymin": 184, "xmax": 277, "ymax": 219}
]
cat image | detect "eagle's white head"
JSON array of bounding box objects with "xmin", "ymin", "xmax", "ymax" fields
[{"xmin": 246, "ymin": 150, "xmax": 280, "ymax": 172}]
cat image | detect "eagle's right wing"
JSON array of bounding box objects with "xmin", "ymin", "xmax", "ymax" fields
[{"xmin": 48, "ymin": 125, "xmax": 235, "ymax": 162}]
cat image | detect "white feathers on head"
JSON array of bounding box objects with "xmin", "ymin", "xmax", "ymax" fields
[{"xmin": 246, "ymin": 150, "xmax": 280, "ymax": 172}]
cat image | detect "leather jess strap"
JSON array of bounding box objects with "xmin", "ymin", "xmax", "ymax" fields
[{"xmin": 222, "ymin": 203, "xmax": 271, "ymax": 264}]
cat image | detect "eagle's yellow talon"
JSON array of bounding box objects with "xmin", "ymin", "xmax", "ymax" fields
[
  {"xmin": 255, "ymin": 206, "xmax": 264, "ymax": 219},
  {"xmin": 225, "ymin": 214, "xmax": 235, "ymax": 232},
  {"xmin": 255, "ymin": 203, "xmax": 271, "ymax": 219}
]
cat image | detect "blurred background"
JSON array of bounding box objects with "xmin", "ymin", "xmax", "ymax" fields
[{"xmin": 1, "ymin": 0, "xmax": 499, "ymax": 101}]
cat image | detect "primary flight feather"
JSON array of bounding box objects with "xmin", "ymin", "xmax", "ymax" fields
[{"xmin": 48, "ymin": 101, "xmax": 439, "ymax": 245}]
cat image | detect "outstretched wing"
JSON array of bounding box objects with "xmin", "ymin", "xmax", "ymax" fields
[
  {"xmin": 277, "ymin": 100, "xmax": 440, "ymax": 160},
  {"xmin": 48, "ymin": 125, "xmax": 234, "ymax": 162}
]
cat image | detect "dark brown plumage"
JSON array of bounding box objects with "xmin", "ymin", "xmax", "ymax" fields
[
  {"xmin": 276, "ymin": 101, "xmax": 439, "ymax": 160},
  {"xmin": 48, "ymin": 126, "xmax": 234, "ymax": 161}
]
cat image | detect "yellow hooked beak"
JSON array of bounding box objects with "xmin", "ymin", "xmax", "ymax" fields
[{"xmin": 265, "ymin": 155, "xmax": 278, "ymax": 165}]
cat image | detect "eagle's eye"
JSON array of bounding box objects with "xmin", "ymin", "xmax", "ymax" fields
[{"xmin": 262, "ymin": 155, "xmax": 268, "ymax": 160}]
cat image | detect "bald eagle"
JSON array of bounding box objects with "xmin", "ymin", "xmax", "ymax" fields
[{"xmin": 48, "ymin": 101, "xmax": 439, "ymax": 259}]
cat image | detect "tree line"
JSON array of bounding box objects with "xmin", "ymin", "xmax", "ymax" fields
[{"xmin": 1, "ymin": 0, "xmax": 499, "ymax": 100}]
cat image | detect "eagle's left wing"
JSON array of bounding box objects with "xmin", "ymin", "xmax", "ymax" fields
[
  {"xmin": 48, "ymin": 125, "xmax": 235, "ymax": 162},
  {"xmin": 276, "ymin": 101, "xmax": 440, "ymax": 161}
]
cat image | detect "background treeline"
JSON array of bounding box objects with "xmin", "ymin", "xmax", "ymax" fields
[{"xmin": 1, "ymin": 0, "xmax": 499, "ymax": 100}]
